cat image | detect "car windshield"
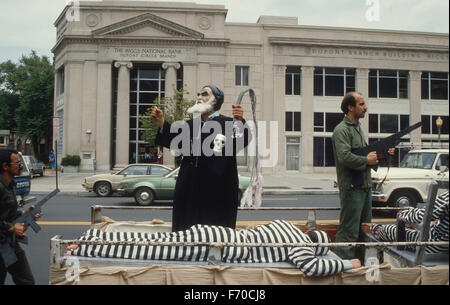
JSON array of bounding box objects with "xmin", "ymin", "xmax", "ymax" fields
[
  {"xmin": 18, "ymin": 154, "xmax": 30, "ymax": 176},
  {"xmin": 400, "ymin": 152, "xmax": 437, "ymax": 169}
]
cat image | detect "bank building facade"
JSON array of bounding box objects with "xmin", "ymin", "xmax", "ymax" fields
[{"xmin": 52, "ymin": 1, "xmax": 449, "ymax": 173}]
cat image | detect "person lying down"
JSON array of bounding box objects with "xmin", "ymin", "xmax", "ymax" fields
[{"xmin": 67, "ymin": 220, "xmax": 361, "ymax": 277}]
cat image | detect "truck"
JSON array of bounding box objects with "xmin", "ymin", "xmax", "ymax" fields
[
  {"xmin": 372, "ymin": 148, "xmax": 449, "ymax": 208},
  {"xmin": 14, "ymin": 152, "xmax": 34, "ymax": 206}
]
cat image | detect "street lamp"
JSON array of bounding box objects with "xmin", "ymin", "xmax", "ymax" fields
[{"xmin": 436, "ymin": 116, "xmax": 443, "ymax": 145}]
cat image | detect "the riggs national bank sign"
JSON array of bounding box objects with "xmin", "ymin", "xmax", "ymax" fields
[
  {"xmin": 105, "ymin": 47, "xmax": 197, "ymax": 61},
  {"xmin": 52, "ymin": 1, "xmax": 448, "ymax": 173}
]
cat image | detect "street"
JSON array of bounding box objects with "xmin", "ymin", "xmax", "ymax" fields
[{"xmin": 5, "ymin": 193, "xmax": 392, "ymax": 285}]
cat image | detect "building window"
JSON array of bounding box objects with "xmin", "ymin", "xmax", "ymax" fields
[
  {"xmin": 369, "ymin": 69, "xmax": 408, "ymax": 99},
  {"xmin": 285, "ymin": 112, "xmax": 301, "ymax": 132},
  {"xmin": 314, "ymin": 112, "xmax": 344, "ymax": 132},
  {"xmin": 129, "ymin": 64, "xmax": 167, "ymax": 164},
  {"xmin": 313, "ymin": 137, "xmax": 335, "ymax": 167},
  {"xmin": 421, "ymin": 115, "xmax": 449, "ymax": 135},
  {"xmin": 285, "ymin": 66, "xmax": 301, "ymax": 95},
  {"xmin": 57, "ymin": 66, "xmax": 65, "ymax": 95},
  {"xmin": 0, "ymin": 136, "xmax": 6, "ymax": 146},
  {"xmin": 421, "ymin": 72, "xmax": 449, "ymax": 100},
  {"xmin": 369, "ymin": 114, "xmax": 410, "ymax": 134},
  {"xmin": 314, "ymin": 67, "xmax": 355, "ymax": 96},
  {"xmin": 235, "ymin": 66, "xmax": 249, "ymax": 86}
]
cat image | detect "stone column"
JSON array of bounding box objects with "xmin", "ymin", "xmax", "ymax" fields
[
  {"xmin": 161, "ymin": 62, "xmax": 181, "ymax": 168},
  {"xmin": 301, "ymin": 66, "xmax": 315, "ymax": 173},
  {"xmin": 356, "ymin": 68, "xmax": 370, "ymax": 140},
  {"xmin": 114, "ymin": 61, "xmax": 133, "ymax": 170},
  {"xmin": 162, "ymin": 62, "xmax": 181, "ymax": 99},
  {"xmin": 96, "ymin": 62, "xmax": 113, "ymax": 170},
  {"xmin": 273, "ymin": 65, "xmax": 286, "ymax": 173},
  {"xmin": 409, "ymin": 71, "xmax": 422, "ymax": 144}
]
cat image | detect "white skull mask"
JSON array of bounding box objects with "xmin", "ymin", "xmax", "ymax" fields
[{"xmin": 213, "ymin": 134, "xmax": 226, "ymax": 153}]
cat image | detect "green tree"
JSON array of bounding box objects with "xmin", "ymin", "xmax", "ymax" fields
[
  {"xmin": 139, "ymin": 87, "xmax": 195, "ymax": 147},
  {"xmin": 0, "ymin": 90, "xmax": 19, "ymax": 131},
  {"xmin": 0, "ymin": 51, "xmax": 54, "ymax": 158}
]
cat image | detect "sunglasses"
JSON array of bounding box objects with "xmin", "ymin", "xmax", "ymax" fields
[{"xmin": 9, "ymin": 161, "xmax": 23, "ymax": 166}]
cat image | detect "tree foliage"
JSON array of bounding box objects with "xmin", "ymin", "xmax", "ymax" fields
[
  {"xmin": 0, "ymin": 51, "xmax": 54, "ymax": 156},
  {"xmin": 139, "ymin": 87, "xmax": 195, "ymax": 147}
]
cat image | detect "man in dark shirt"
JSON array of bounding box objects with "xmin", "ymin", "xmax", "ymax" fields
[{"xmin": 0, "ymin": 149, "xmax": 39, "ymax": 285}]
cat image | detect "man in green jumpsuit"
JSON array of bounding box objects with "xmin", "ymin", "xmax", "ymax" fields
[{"xmin": 332, "ymin": 92, "xmax": 393, "ymax": 263}]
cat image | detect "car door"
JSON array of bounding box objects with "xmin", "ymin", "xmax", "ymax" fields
[
  {"xmin": 111, "ymin": 165, "xmax": 149, "ymax": 189},
  {"xmin": 433, "ymin": 153, "xmax": 449, "ymax": 195},
  {"xmin": 159, "ymin": 169, "xmax": 178, "ymax": 200}
]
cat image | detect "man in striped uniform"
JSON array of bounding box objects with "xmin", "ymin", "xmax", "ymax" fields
[
  {"xmin": 363, "ymin": 191, "xmax": 449, "ymax": 253},
  {"xmin": 68, "ymin": 220, "xmax": 361, "ymax": 277}
]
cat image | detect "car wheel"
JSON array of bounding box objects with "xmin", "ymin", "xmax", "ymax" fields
[
  {"xmin": 94, "ymin": 181, "xmax": 112, "ymax": 197},
  {"xmin": 134, "ymin": 187, "xmax": 155, "ymax": 206},
  {"xmin": 389, "ymin": 190, "xmax": 418, "ymax": 208}
]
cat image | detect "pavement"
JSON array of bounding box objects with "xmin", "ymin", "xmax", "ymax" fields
[{"xmin": 29, "ymin": 169, "xmax": 339, "ymax": 196}]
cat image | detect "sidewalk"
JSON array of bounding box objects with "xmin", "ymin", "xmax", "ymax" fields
[{"xmin": 29, "ymin": 169, "xmax": 339, "ymax": 196}]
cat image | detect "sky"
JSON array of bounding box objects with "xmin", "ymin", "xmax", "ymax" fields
[{"xmin": 0, "ymin": 0, "xmax": 448, "ymax": 63}]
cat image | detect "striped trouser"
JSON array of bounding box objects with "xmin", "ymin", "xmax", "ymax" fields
[{"xmin": 371, "ymin": 224, "xmax": 447, "ymax": 254}]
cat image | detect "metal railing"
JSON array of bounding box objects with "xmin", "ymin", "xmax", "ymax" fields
[{"xmin": 90, "ymin": 205, "xmax": 406, "ymax": 230}]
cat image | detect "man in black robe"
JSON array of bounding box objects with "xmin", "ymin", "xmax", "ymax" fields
[{"xmin": 152, "ymin": 85, "xmax": 251, "ymax": 231}]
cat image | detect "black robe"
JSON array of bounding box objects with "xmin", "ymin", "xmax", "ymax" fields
[{"xmin": 156, "ymin": 114, "xmax": 251, "ymax": 232}]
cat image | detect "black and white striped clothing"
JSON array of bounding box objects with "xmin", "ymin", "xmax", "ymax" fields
[
  {"xmin": 371, "ymin": 191, "xmax": 449, "ymax": 253},
  {"xmin": 70, "ymin": 220, "xmax": 350, "ymax": 277}
]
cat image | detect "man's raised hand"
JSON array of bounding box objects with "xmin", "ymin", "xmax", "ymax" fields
[{"xmin": 151, "ymin": 106, "xmax": 164, "ymax": 128}]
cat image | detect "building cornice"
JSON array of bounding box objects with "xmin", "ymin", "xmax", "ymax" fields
[
  {"xmin": 268, "ymin": 37, "xmax": 449, "ymax": 53},
  {"xmin": 51, "ymin": 36, "xmax": 230, "ymax": 54}
]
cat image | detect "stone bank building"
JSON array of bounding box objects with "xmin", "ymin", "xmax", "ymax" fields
[{"xmin": 52, "ymin": 1, "xmax": 449, "ymax": 173}]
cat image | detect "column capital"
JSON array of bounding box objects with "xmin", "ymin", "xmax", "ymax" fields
[
  {"xmin": 356, "ymin": 68, "xmax": 370, "ymax": 79},
  {"xmin": 114, "ymin": 61, "xmax": 133, "ymax": 69},
  {"xmin": 162, "ymin": 62, "xmax": 181, "ymax": 70},
  {"xmin": 409, "ymin": 70, "xmax": 422, "ymax": 81},
  {"xmin": 301, "ymin": 66, "xmax": 315, "ymax": 76}
]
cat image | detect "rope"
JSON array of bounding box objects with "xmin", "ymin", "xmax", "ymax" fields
[
  {"xmin": 233, "ymin": 88, "xmax": 263, "ymax": 208},
  {"xmin": 61, "ymin": 239, "xmax": 449, "ymax": 249}
]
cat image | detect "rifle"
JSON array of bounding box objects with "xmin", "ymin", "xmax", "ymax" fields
[
  {"xmin": 0, "ymin": 188, "xmax": 60, "ymax": 267},
  {"xmin": 350, "ymin": 122, "xmax": 422, "ymax": 187}
]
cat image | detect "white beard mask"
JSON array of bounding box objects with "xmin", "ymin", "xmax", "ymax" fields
[{"xmin": 187, "ymin": 95, "xmax": 215, "ymax": 115}]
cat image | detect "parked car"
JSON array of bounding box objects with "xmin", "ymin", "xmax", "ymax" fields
[
  {"xmin": 22, "ymin": 155, "xmax": 45, "ymax": 178},
  {"xmin": 117, "ymin": 167, "xmax": 252, "ymax": 206},
  {"xmin": 372, "ymin": 148, "xmax": 449, "ymax": 208},
  {"xmin": 82, "ymin": 163, "xmax": 173, "ymax": 197},
  {"xmin": 14, "ymin": 152, "xmax": 35, "ymax": 206}
]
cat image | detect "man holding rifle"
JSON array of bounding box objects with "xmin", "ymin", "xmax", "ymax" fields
[
  {"xmin": 0, "ymin": 149, "xmax": 41, "ymax": 285},
  {"xmin": 332, "ymin": 92, "xmax": 395, "ymax": 263}
]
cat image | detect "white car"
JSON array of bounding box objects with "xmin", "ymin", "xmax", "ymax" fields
[
  {"xmin": 372, "ymin": 148, "xmax": 449, "ymax": 208},
  {"xmin": 22, "ymin": 155, "xmax": 45, "ymax": 178},
  {"xmin": 82, "ymin": 163, "xmax": 173, "ymax": 197}
]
